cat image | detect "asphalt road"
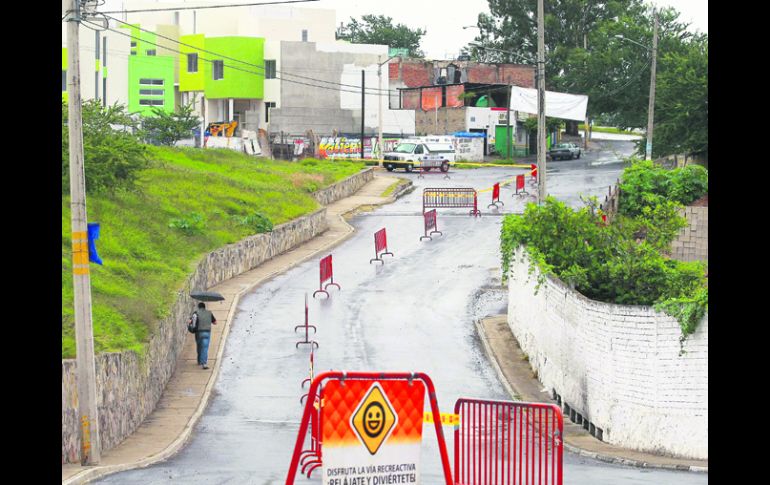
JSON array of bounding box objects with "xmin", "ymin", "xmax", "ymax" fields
[{"xmin": 96, "ymin": 141, "xmax": 706, "ymax": 484}]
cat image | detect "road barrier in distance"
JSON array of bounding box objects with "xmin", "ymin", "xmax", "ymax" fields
[
  {"xmin": 454, "ymin": 398, "xmax": 563, "ymax": 485},
  {"xmin": 423, "ymin": 187, "xmax": 481, "ymax": 217},
  {"xmin": 421, "ymin": 209, "xmax": 443, "ymax": 241},
  {"xmin": 488, "ymin": 183, "xmax": 504, "ymax": 208},
  {"xmin": 531, "ymin": 163, "xmax": 538, "ymax": 180},
  {"xmin": 295, "ymin": 293, "xmax": 318, "ymax": 349},
  {"xmin": 370, "ymin": 228, "xmax": 394, "ymax": 264},
  {"xmin": 312, "ymin": 254, "xmax": 341, "ymax": 298},
  {"xmin": 418, "ymin": 160, "xmax": 451, "ymax": 180},
  {"xmin": 300, "ymin": 347, "xmax": 315, "ymax": 404}
]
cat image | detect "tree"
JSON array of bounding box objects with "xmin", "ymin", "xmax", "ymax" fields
[
  {"xmin": 647, "ymin": 34, "xmax": 708, "ymax": 157},
  {"xmin": 336, "ymin": 15, "xmax": 426, "ymax": 58},
  {"xmin": 140, "ymin": 103, "xmax": 201, "ymax": 146},
  {"xmin": 62, "ymin": 100, "xmax": 148, "ymax": 195}
]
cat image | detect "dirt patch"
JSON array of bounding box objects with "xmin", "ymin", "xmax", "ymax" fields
[{"xmin": 690, "ymin": 194, "xmax": 708, "ymax": 207}]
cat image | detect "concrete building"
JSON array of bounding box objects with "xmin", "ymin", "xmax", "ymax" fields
[{"xmin": 61, "ymin": 22, "xmax": 131, "ymax": 107}]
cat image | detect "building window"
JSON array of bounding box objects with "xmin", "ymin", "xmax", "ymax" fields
[
  {"xmin": 62, "ymin": 70, "xmax": 67, "ymax": 91},
  {"xmin": 139, "ymin": 99, "xmax": 164, "ymax": 106},
  {"xmin": 139, "ymin": 89, "xmax": 164, "ymax": 96},
  {"xmin": 139, "ymin": 78, "xmax": 164, "ymax": 86},
  {"xmin": 131, "ymin": 51, "xmax": 137, "ymax": 56},
  {"xmin": 302, "ymin": 29, "xmax": 308, "ymax": 42},
  {"xmin": 130, "ymin": 41, "xmax": 137, "ymax": 48},
  {"xmin": 265, "ymin": 60, "xmax": 276, "ymax": 79},
  {"xmin": 187, "ymin": 53, "xmax": 198, "ymax": 73},
  {"xmin": 213, "ymin": 60, "xmax": 224, "ymax": 80},
  {"xmin": 265, "ymin": 102, "xmax": 276, "ymax": 123},
  {"xmin": 146, "ymin": 49, "xmax": 156, "ymax": 56}
]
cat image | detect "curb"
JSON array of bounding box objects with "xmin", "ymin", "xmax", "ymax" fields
[
  {"xmin": 63, "ymin": 180, "xmax": 404, "ymax": 485},
  {"xmin": 474, "ymin": 314, "xmax": 708, "ymax": 474}
]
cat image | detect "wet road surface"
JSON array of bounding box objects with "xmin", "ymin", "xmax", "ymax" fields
[{"xmin": 96, "ymin": 141, "xmax": 706, "ymax": 484}]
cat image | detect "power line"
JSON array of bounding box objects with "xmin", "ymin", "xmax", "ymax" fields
[
  {"xmin": 100, "ymin": 0, "xmax": 320, "ymax": 15},
  {"xmin": 102, "ymin": 13, "xmax": 397, "ymax": 95}
]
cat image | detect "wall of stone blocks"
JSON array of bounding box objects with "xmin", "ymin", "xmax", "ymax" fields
[
  {"xmin": 62, "ymin": 169, "xmax": 373, "ymax": 463},
  {"xmin": 506, "ymin": 247, "xmax": 708, "ymax": 460},
  {"xmin": 415, "ymin": 108, "xmax": 466, "ymax": 135},
  {"xmin": 671, "ymin": 207, "xmax": 708, "ymax": 262}
]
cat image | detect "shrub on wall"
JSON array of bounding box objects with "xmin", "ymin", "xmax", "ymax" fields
[
  {"xmin": 501, "ymin": 196, "xmax": 707, "ymax": 337},
  {"xmin": 618, "ymin": 158, "xmax": 708, "ymax": 217}
]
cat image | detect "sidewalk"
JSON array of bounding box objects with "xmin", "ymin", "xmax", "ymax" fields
[
  {"xmin": 476, "ymin": 315, "xmax": 708, "ymax": 473},
  {"xmin": 62, "ymin": 173, "xmax": 404, "ymax": 485}
]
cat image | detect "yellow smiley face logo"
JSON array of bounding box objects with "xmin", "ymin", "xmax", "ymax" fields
[{"xmin": 364, "ymin": 402, "xmax": 385, "ymax": 438}]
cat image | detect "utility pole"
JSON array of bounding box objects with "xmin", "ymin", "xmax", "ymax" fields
[
  {"xmin": 66, "ymin": 0, "xmax": 101, "ymax": 465},
  {"xmin": 378, "ymin": 59, "xmax": 384, "ymax": 167},
  {"xmin": 646, "ymin": 10, "xmax": 658, "ymax": 160},
  {"xmin": 507, "ymin": 85, "xmax": 512, "ymax": 159},
  {"xmin": 537, "ymin": 0, "xmax": 546, "ymax": 204},
  {"xmin": 361, "ymin": 69, "xmax": 365, "ymax": 160}
]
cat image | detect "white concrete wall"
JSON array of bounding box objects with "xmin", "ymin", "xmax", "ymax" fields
[
  {"xmin": 466, "ymin": 107, "xmax": 499, "ymax": 141},
  {"xmin": 506, "ymin": 247, "xmax": 708, "ymax": 460}
]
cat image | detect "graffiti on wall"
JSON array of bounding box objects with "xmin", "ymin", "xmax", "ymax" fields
[{"xmin": 317, "ymin": 137, "xmax": 405, "ymax": 159}]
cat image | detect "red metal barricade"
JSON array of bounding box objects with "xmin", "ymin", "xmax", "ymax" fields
[
  {"xmin": 513, "ymin": 175, "xmax": 529, "ymax": 196},
  {"xmin": 294, "ymin": 293, "xmax": 318, "ymax": 348},
  {"xmin": 313, "ymin": 254, "xmax": 341, "ymax": 298},
  {"xmin": 421, "ymin": 209, "xmax": 443, "ymax": 241},
  {"xmin": 370, "ymin": 228, "xmax": 395, "ymax": 264},
  {"xmin": 454, "ymin": 398, "xmax": 563, "ymax": 485},
  {"xmin": 286, "ymin": 371, "xmax": 454, "ymax": 485},
  {"xmin": 530, "ymin": 163, "xmax": 538, "ymax": 180},
  {"xmin": 488, "ymin": 183, "xmax": 504, "ymax": 208}
]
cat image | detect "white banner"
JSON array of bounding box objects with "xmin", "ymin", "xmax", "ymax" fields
[{"xmin": 509, "ymin": 86, "xmax": 588, "ymax": 121}]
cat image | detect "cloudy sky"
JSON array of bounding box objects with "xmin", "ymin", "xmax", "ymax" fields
[{"xmin": 100, "ymin": 1, "xmax": 707, "ymax": 60}]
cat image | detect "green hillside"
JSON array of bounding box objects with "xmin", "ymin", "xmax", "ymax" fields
[{"xmin": 62, "ymin": 147, "xmax": 364, "ymax": 358}]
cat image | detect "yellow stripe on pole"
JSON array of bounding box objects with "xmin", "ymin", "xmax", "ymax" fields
[{"xmin": 423, "ymin": 411, "xmax": 460, "ymax": 426}]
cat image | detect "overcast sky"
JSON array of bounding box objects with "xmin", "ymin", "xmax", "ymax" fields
[{"xmin": 100, "ymin": 0, "xmax": 707, "ymax": 60}]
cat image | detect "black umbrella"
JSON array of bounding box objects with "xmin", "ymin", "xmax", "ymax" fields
[{"xmin": 190, "ymin": 290, "xmax": 225, "ymax": 302}]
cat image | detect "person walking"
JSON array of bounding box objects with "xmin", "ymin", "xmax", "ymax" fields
[{"xmin": 191, "ymin": 302, "xmax": 217, "ymax": 369}]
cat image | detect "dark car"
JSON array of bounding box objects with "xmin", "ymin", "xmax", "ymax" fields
[{"xmin": 549, "ymin": 143, "xmax": 581, "ymax": 160}]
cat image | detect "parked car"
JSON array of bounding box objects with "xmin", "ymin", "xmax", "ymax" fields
[{"xmin": 549, "ymin": 143, "xmax": 581, "ymax": 160}]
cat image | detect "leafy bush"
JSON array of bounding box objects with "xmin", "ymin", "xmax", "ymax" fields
[
  {"xmin": 140, "ymin": 103, "xmax": 200, "ymax": 146},
  {"xmin": 232, "ymin": 212, "xmax": 273, "ymax": 233},
  {"xmin": 62, "ymin": 100, "xmax": 149, "ymax": 194},
  {"xmin": 618, "ymin": 158, "xmax": 707, "ymax": 217},
  {"xmin": 501, "ymin": 196, "xmax": 707, "ymax": 336},
  {"xmin": 168, "ymin": 212, "xmax": 205, "ymax": 235}
]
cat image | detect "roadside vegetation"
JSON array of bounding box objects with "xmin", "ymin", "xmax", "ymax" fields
[
  {"xmin": 500, "ymin": 158, "xmax": 708, "ymax": 339},
  {"xmin": 62, "ymin": 101, "xmax": 364, "ymax": 358}
]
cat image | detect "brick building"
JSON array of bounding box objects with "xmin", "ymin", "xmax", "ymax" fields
[{"xmin": 388, "ymin": 59, "xmax": 536, "ymax": 155}]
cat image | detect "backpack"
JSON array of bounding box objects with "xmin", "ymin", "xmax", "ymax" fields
[{"xmin": 187, "ymin": 312, "xmax": 198, "ymax": 334}]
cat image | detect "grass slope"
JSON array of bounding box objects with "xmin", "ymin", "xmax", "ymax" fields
[{"xmin": 62, "ymin": 147, "xmax": 364, "ymax": 358}]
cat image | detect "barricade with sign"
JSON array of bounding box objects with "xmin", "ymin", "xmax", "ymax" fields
[
  {"xmin": 423, "ymin": 187, "xmax": 481, "ymax": 217},
  {"xmin": 286, "ymin": 371, "xmax": 454, "ymax": 485},
  {"xmin": 370, "ymin": 228, "xmax": 394, "ymax": 264},
  {"xmin": 531, "ymin": 163, "xmax": 538, "ymax": 180},
  {"xmin": 420, "ymin": 209, "xmax": 443, "ymax": 241},
  {"xmin": 488, "ymin": 183, "xmax": 504, "ymax": 208},
  {"xmin": 313, "ymin": 254, "xmax": 341, "ymax": 298},
  {"xmin": 454, "ymin": 398, "xmax": 563, "ymax": 485},
  {"xmin": 513, "ymin": 174, "xmax": 529, "ymax": 196},
  {"xmin": 294, "ymin": 293, "xmax": 318, "ymax": 349}
]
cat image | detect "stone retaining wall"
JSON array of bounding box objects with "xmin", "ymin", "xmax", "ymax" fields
[
  {"xmin": 62, "ymin": 167, "xmax": 374, "ymax": 463},
  {"xmin": 312, "ymin": 167, "xmax": 374, "ymax": 205},
  {"xmin": 506, "ymin": 247, "xmax": 708, "ymax": 460}
]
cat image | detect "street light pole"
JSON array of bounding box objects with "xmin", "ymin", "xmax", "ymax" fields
[
  {"xmin": 646, "ymin": 11, "xmax": 658, "ymax": 160},
  {"xmin": 66, "ymin": 0, "xmax": 101, "ymax": 465},
  {"xmin": 537, "ymin": 0, "xmax": 546, "ymax": 204}
]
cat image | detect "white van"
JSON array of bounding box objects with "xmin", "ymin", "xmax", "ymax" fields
[{"xmin": 382, "ymin": 139, "xmax": 456, "ymax": 173}]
